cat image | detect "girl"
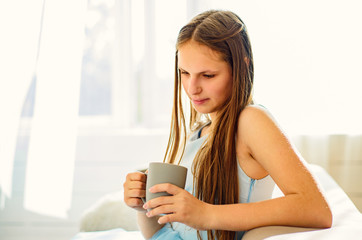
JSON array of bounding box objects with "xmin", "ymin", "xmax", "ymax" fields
[{"xmin": 123, "ymin": 10, "xmax": 332, "ymax": 240}]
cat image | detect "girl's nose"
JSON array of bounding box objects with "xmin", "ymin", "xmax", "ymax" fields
[{"xmin": 187, "ymin": 76, "xmax": 201, "ymax": 95}]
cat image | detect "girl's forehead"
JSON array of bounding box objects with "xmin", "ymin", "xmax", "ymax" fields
[
  {"xmin": 179, "ymin": 40, "xmax": 222, "ymax": 59},
  {"xmin": 178, "ymin": 40, "xmax": 226, "ymax": 69}
]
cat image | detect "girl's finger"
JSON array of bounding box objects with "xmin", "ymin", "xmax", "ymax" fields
[
  {"xmin": 146, "ymin": 203, "xmax": 175, "ymax": 218},
  {"xmin": 126, "ymin": 172, "xmax": 147, "ymax": 182},
  {"xmin": 127, "ymin": 197, "xmax": 144, "ymax": 208},
  {"xmin": 149, "ymin": 183, "xmax": 181, "ymax": 195},
  {"xmin": 126, "ymin": 189, "xmax": 146, "ymax": 198},
  {"xmin": 157, "ymin": 213, "xmax": 176, "ymax": 224},
  {"xmin": 143, "ymin": 195, "xmax": 173, "ymax": 210},
  {"xmin": 128, "ymin": 180, "xmax": 146, "ymax": 190}
]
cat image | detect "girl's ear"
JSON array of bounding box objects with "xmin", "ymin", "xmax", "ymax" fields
[{"xmin": 244, "ymin": 57, "xmax": 249, "ymax": 66}]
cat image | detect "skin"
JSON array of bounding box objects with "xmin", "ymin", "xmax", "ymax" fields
[
  {"xmin": 123, "ymin": 40, "xmax": 332, "ymax": 238},
  {"xmin": 178, "ymin": 40, "xmax": 233, "ymax": 121}
]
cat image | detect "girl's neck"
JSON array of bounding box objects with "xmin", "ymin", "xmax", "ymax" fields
[{"xmin": 200, "ymin": 122, "xmax": 212, "ymax": 137}]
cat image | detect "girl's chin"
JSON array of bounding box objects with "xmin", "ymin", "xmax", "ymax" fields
[{"xmin": 192, "ymin": 106, "xmax": 214, "ymax": 115}]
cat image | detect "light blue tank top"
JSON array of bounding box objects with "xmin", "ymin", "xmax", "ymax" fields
[{"xmin": 150, "ymin": 127, "xmax": 276, "ymax": 240}]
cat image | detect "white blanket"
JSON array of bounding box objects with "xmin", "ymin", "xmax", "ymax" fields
[{"xmin": 72, "ymin": 228, "xmax": 143, "ymax": 240}]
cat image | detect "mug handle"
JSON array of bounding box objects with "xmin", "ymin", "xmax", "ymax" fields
[
  {"xmin": 137, "ymin": 169, "xmax": 148, "ymax": 204},
  {"xmin": 141, "ymin": 173, "xmax": 146, "ymax": 203}
]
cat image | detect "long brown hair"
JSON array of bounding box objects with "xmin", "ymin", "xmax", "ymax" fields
[{"xmin": 163, "ymin": 10, "xmax": 254, "ymax": 240}]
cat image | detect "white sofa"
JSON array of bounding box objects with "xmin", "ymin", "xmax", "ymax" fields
[{"xmin": 73, "ymin": 164, "xmax": 362, "ymax": 239}]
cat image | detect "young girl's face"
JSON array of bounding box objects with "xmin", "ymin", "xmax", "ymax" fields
[{"xmin": 178, "ymin": 40, "xmax": 232, "ymax": 120}]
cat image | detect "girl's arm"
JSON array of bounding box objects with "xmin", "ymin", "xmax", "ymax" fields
[
  {"xmin": 137, "ymin": 212, "xmax": 164, "ymax": 239},
  {"xmin": 206, "ymin": 105, "xmax": 332, "ymax": 231},
  {"xmin": 144, "ymin": 106, "xmax": 332, "ymax": 231}
]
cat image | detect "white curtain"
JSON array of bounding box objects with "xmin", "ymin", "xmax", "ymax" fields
[
  {"xmin": 0, "ymin": 0, "xmax": 43, "ymax": 209},
  {"xmin": 23, "ymin": 0, "xmax": 86, "ymax": 218},
  {"xmin": 0, "ymin": 0, "xmax": 86, "ymax": 217}
]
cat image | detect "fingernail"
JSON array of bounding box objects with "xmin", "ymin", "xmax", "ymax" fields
[{"xmin": 143, "ymin": 204, "xmax": 147, "ymax": 209}]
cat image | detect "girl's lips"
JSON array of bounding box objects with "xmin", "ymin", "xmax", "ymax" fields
[{"xmin": 192, "ymin": 98, "xmax": 209, "ymax": 105}]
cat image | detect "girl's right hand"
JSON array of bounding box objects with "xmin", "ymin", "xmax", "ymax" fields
[{"xmin": 123, "ymin": 172, "xmax": 147, "ymax": 212}]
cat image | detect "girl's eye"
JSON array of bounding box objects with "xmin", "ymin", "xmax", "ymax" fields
[
  {"xmin": 204, "ymin": 74, "xmax": 215, "ymax": 78},
  {"xmin": 180, "ymin": 70, "xmax": 189, "ymax": 75}
]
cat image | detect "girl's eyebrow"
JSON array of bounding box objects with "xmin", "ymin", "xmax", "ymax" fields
[{"xmin": 178, "ymin": 67, "xmax": 218, "ymax": 74}]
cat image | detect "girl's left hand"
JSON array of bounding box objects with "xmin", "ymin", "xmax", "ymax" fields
[{"xmin": 142, "ymin": 183, "xmax": 212, "ymax": 230}]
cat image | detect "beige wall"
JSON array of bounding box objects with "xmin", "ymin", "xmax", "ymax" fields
[{"xmin": 293, "ymin": 135, "xmax": 362, "ymax": 212}]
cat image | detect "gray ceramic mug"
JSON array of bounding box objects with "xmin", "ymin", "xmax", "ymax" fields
[{"xmin": 142, "ymin": 162, "xmax": 187, "ymax": 203}]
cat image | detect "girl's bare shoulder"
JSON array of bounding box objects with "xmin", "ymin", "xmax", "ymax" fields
[
  {"xmin": 238, "ymin": 104, "xmax": 276, "ymax": 128},
  {"xmin": 237, "ymin": 104, "xmax": 284, "ymax": 145}
]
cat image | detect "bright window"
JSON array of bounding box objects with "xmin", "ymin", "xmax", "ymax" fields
[{"xmin": 19, "ymin": 0, "xmax": 362, "ymax": 134}]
